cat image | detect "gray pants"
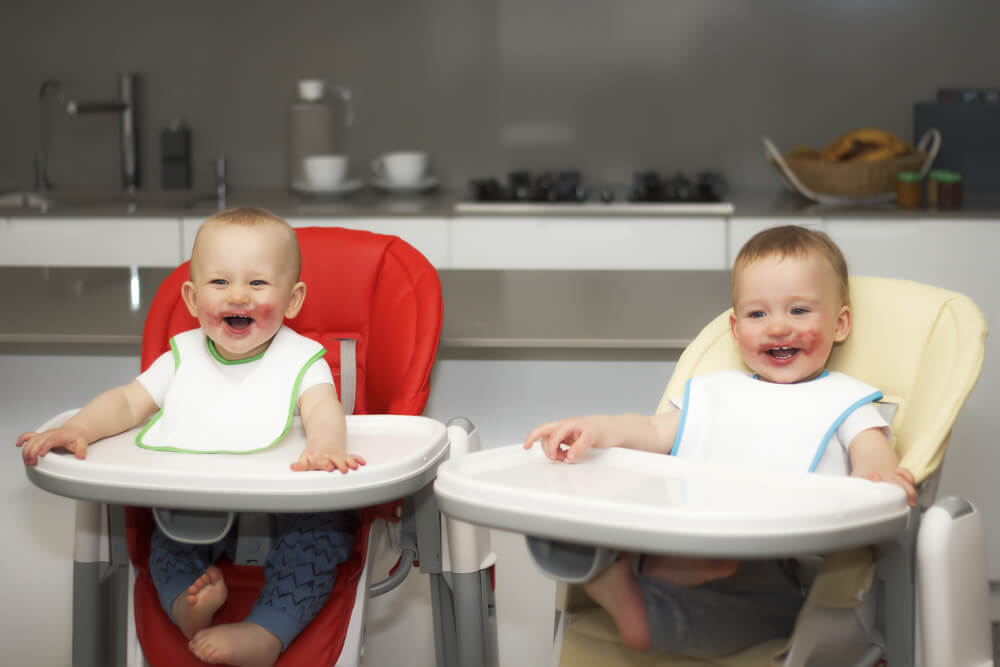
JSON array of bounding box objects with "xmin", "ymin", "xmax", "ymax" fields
[{"xmin": 642, "ymin": 559, "xmax": 804, "ymax": 657}]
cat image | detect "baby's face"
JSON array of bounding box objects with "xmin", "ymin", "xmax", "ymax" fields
[
  {"xmin": 729, "ymin": 253, "xmax": 850, "ymax": 384},
  {"xmin": 184, "ymin": 222, "xmax": 304, "ymax": 360}
]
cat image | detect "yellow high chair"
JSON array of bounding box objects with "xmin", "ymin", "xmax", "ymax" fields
[
  {"xmin": 555, "ymin": 276, "xmax": 991, "ymax": 667},
  {"xmin": 435, "ymin": 276, "xmax": 991, "ymax": 667}
]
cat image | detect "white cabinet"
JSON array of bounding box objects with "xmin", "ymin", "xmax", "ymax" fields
[
  {"xmin": 1, "ymin": 217, "xmax": 183, "ymax": 267},
  {"xmin": 289, "ymin": 217, "xmax": 451, "ymax": 268},
  {"xmin": 182, "ymin": 217, "xmax": 452, "ymax": 268},
  {"xmin": 726, "ymin": 218, "xmax": 821, "ymax": 266},
  {"xmin": 451, "ymin": 217, "xmax": 727, "ymax": 270}
]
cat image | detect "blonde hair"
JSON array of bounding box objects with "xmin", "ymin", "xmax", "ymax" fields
[
  {"xmin": 191, "ymin": 207, "xmax": 301, "ymax": 279},
  {"xmin": 732, "ymin": 225, "xmax": 849, "ymax": 306}
]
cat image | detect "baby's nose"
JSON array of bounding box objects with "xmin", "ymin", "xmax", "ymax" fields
[
  {"xmin": 766, "ymin": 315, "xmax": 791, "ymax": 334},
  {"xmin": 228, "ymin": 285, "xmax": 251, "ymax": 303}
]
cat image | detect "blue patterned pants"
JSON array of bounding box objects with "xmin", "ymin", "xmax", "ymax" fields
[{"xmin": 149, "ymin": 511, "xmax": 357, "ymax": 649}]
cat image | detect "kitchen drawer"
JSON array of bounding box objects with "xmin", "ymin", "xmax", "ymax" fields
[
  {"xmin": 727, "ymin": 218, "xmax": 822, "ymax": 266},
  {"xmin": 298, "ymin": 217, "xmax": 450, "ymax": 268},
  {"xmin": 450, "ymin": 217, "xmax": 727, "ymax": 270},
  {"xmin": 1, "ymin": 217, "xmax": 183, "ymax": 267},
  {"xmin": 183, "ymin": 217, "xmax": 451, "ymax": 268}
]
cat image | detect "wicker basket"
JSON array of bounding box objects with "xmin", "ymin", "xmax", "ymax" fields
[{"xmin": 783, "ymin": 151, "xmax": 928, "ymax": 197}]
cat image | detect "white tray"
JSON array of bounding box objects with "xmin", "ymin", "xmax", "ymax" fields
[
  {"xmin": 26, "ymin": 411, "xmax": 449, "ymax": 512},
  {"xmin": 435, "ymin": 444, "xmax": 909, "ymax": 557}
]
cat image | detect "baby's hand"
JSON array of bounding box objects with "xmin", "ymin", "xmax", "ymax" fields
[
  {"xmin": 523, "ymin": 417, "xmax": 605, "ymax": 463},
  {"xmin": 17, "ymin": 426, "xmax": 90, "ymax": 466},
  {"xmin": 291, "ymin": 447, "xmax": 367, "ymax": 474},
  {"xmin": 855, "ymin": 466, "xmax": 917, "ymax": 507}
]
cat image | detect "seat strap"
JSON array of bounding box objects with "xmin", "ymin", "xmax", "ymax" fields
[{"xmin": 339, "ymin": 338, "xmax": 356, "ymax": 416}]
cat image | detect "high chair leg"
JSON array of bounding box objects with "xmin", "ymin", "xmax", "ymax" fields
[{"xmin": 72, "ymin": 502, "xmax": 131, "ymax": 667}]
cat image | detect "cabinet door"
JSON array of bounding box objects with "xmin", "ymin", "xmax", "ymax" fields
[
  {"xmin": 727, "ymin": 218, "xmax": 821, "ymax": 266},
  {"xmin": 1, "ymin": 217, "xmax": 182, "ymax": 267},
  {"xmin": 451, "ymin": 217, "xmax": 727, "ymax": 270},
  {"xmin": 183, "ymin": 217, "xmax": 451, "ymax": 268},
  {"xmin": 825, "ymin": 217, "xmax": 1000, "ymax": 579}
]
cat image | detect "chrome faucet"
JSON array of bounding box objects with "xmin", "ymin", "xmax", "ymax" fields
[
  {"xmin": 66, "ymin": 72, "xmax": 140, "ymax": 191},
  {"xmin": 215, "ymin": 155, "xmax": 228, "ymax": 210}
]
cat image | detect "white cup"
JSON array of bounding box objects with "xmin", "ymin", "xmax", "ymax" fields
[
  {"xmin": 297, "ymin": 79, "xmax": 325, "ymax": 101},
  {"xmin": 303, "ymin": 154, "xmax": 348, "ymax": 189},
  {"xmin": 372, "ymin": 151, "xmax": 428, "ymax": 186}
]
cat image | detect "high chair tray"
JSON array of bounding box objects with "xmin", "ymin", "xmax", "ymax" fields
[
  {"xmin": 25, "ymin": 411, "xmax": 449, "ymax": 512},
  {"xmin": 435, "ymin": 445, "xmax": 910, "ymax": 557}
]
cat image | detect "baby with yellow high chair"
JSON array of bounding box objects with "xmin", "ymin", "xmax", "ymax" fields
[
  {"xmin": 524, "ymin": 225, "xmax": 917, "ymax": 657},
  {"xmin": 19, "ymin": 207, "xmax": 365, "ymax": 667}
]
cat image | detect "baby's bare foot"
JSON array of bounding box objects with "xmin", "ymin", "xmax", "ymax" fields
[
  {"xmin": 172, "ymin": 565, "xmax": 228, "ymax": 638},
  {"xmin": 584, "ymin": 557, "xmax": 651, "ymax": 652},
  {"xmin": 188, "ymin": 622, "xmax": 282, "ymax": 667}
]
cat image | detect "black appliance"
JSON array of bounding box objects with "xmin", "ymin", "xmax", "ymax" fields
[{"xmin": 467, "ymin": 170, "xmax": 729, "ymax": 204}]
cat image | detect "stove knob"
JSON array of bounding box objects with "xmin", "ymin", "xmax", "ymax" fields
[{"xmin": 599, "ymin": 188, "xmax": 615, "ymax": 203}]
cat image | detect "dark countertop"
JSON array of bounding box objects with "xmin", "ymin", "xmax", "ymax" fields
[
  {"xmin": 3, "ymin": 188, "xmax": 999, "ymax": 219},
  {"xmin": 0, "ymin": 267, "xmax": 732, "ymax": 359}
]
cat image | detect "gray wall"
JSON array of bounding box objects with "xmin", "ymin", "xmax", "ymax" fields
[{"xmin": 2, "ymin": 0, "xmax": 998, "ymax": 194}]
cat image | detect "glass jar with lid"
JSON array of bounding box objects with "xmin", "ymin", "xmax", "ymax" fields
[
  {"xmin": 933, "ymin": 170, "xmax": 963, "ymax": 210},
  {"xmin": 895, "ymin": 171, "xmax": 922, "ymax": 209}
]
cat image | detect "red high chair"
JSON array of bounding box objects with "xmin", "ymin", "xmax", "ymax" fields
[{"xmin": 129, "ymin": 226, "xmax": 443, "ymax": 666}]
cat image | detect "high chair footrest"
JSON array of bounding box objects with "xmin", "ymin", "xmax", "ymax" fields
[
  {"xmin": 152, "ymin": 508, "xmax": 235, "ymax": 544},
  {"xmin": 527, "ymin": 536, "xmax": 617, "ymax": 583}
]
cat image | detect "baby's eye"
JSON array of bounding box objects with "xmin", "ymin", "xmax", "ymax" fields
[
  {"xmin": 209, "ymin": 279, "xmax": 227, "ymax": 286},
  {"xmin": 249, "ymin": 280, "xmax": 267, "ymax": 286},
  {"xmin": 748, "ymin": 310, "xmax": 765, "ymax": 319},
  {"xmin": 790, "ymin": 307, "xmax": 809, "ymax": 315}
]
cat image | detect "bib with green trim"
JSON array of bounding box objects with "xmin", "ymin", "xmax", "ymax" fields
[{"xmin": 136, "ymin": 326, "xmax": 326, "ymax": 454}]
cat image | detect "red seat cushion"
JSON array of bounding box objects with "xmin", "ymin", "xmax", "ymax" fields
[{"xmin": 131, "ymin": 227, "xmax": 442, "ymax": 665}]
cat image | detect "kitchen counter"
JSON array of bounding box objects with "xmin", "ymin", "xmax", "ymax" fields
[
  {"xmin": 4, "ymin": 188, "xmax": 1000, "ymax": 219},
  {"xmin": 0, "ymin": 267, "xmax": 731, "ymax": 359}
]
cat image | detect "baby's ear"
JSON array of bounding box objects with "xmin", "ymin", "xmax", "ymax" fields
[
  {"xmin": 180, "ymin": 281, "xmax": 198, "ymax": 318},
  {"xmin": 284, "ymin": 282, "xmax": 307, "ymax": 319},
  {"xmin": 834, "ymin": 304, "xmax": 852, "ymax": 342}
]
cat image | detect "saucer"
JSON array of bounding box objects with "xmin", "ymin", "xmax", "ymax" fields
[
  {"xmin": 292, "ymin": 179, "xmax": 363, "ymax": 197},
  {"xmin": 372, "ymin": 175, "xmax": 439, "ymax": 194}
]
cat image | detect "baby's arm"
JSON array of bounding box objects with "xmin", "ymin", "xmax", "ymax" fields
[
  {"xmin": 523, "ymin": 410, "xmax": 681, "ymax": 462},
  {"xmin": 17, "ymin": 380, "xmax": 158, "ymax": 465},
  {"xmin": 848, "ymin": 428, "xmax": 917, "ymax": 506},
  {"xmin": 292, "ymin": 383, "xmax": 366, "ymax": 473}
]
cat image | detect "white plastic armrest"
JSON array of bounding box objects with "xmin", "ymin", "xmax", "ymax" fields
[
  {"xmin": 443, "ymin": 418, "xmax": 496, "ymax": 574},
  {"xmin": 74, "ymin": 500, "xmax": 109, "ymax": 564},
  {"xmin": 917, "ymin": 496, "xmax": 993, "ymax": 667}
]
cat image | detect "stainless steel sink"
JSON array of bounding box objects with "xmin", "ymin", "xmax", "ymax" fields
[
  {"xmin": 0, "ymin": 190, "xmax": 219, "ymax": 213},
  {"xmin": 0, "ymin": 192, "xmax": 51, "ymax": 211}
]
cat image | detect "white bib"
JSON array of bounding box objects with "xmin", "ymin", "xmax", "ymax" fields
[
  {"xmin": 136, "ymin": 326, "xmax": 326, "ymax": 453},
  {"xmin": 671, "ymin": 370, "xmax": 882, "ymax": 473}
]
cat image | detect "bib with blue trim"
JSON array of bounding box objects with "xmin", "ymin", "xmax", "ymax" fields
[
  {"xmin": 671, "ymin": 370, "xmax": 882, "ymax": 473},
  {"xmin": 136, "ymin": 326, "xmax": 327, "ymax": 453}
]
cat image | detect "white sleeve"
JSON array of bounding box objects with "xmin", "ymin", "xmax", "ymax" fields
[
  {"xmin": 295, "ymin": 358, "xmax": 335, "ymax": 403},
  {"xmin": 135, "ymin": 351, "xmax": 176, "ymax": 407},
  {"xmin": 838, "ymin": 402, "xmax": 892, "ymax": 449}
]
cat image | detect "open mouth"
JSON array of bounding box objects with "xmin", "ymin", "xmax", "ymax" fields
[
  {"xmin": 223, "ymin": 315, "xmax": 254, "ymax": 331},
  {"xmin": 766, "ymin": 346, "xmax": 799, "ymax": 360}
]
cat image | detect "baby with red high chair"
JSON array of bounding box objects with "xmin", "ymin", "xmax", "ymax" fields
[
  {"xmin": 524, "ymin": 225, "xmax": 917, "ymax": 657},
  {"xmin": 19, "ymin": 207, "xmax": 365, "ymax": 667}
]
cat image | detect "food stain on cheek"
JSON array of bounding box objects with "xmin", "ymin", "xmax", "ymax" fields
[
  {"xmin": 251, "ymin": 303, "xmax": 276, "ymax": 325},
  {"xmin": 796, "ymin": 329, "xmax": 821, "ymax": 354}
]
